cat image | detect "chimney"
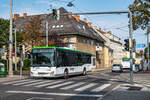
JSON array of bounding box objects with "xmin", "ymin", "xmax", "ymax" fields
[
  {"xmin": 87, "ymin": 22, "xmax": 91, "ymax": 27},
  {"xmin": 14, "ymin": 14, "xmax": 19, "ymax": 20},
  {"xmin": 68, "ymin": 13, "xmax": 72, "ymax": 19},
  {"xmin": 83, "ymin": 18, "xmax": 87, "ymax": 23},
  {"xmin": 23, "ymin": 13, "xmax": 27, "ymax": 18},
  {"xmin": 74, "ymin": 14, "xmax": 80, "ymax": 22},
  {"xmin": 107, "ymin": 31, "xmax": 112, "ymax": 34},
  {"xmin": 98, "ymin": 28, "xmax": 105, "ymax": 34}
]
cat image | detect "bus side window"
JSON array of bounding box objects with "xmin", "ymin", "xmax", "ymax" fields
[
  {"xmin": 93, "ymin": 58, "xmax": 96, "ymax": 66},
  {"xmin": 57, "ymin": 52, "xmax": 63, "ymax": 67}
]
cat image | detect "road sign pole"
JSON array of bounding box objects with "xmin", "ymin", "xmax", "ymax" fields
[
  {"xmin": 9, "ymin": 0, "xmax": 13, "ymax": 76},
  {"xmin": 46, "ymin": 21, "xmax": 48, "ymax": 47},
  {"xmin": 14, "ymin": 29, "xmax": 17, "ymax": 71},
  {"xmin": 129, "ymin": 11, "xmax": 133, "ymax": 83}
]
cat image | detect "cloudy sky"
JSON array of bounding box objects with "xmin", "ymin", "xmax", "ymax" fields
[{"xmin": 0, "ymin": 0, "xmax": 147, "ymax": 51}]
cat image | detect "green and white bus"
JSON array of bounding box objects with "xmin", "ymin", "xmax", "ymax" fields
[{"xmin": 30, "ymin": 47, "xmax": 96, "ymax": 78}]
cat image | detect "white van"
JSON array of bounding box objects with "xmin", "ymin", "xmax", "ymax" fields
[{"xmin": 122, "ymin": 59, "xmax": 130, "ymax": 70}]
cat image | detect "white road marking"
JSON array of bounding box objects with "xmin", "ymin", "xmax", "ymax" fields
[
  {"xmin": 141, "ymin": 87, "xmax": 150, "ymax": 91},
  {"xmin": 110, "ymin": 79, "xmax": 118, "ymax": 81},
  {"xmin": 6, "ymin": 91, "xmax": 103, "ymax": 98},
  {"xmin": 2, "ymin": 79, "xmax": 32, "ymax": 85},
  {"xmin": 24, "ymin": 80, "xmax": 53, "ymax": 86},
  {"xmin": 75, "ymin": 83, "xmax": 97, "ymax": 91},
  {"xmin": 47, "ymin": 81, "xmax": 74, "ymax": 89},
  {"xmin": 112, "ymin": 84, "xmax": 120, "ymax": 91},
  {"xmin": 61, "ymin": 82, "xmax": 85, "ymax": 90},
  {"xmin": 13, "ymin": 80, "xmax": 42, "ymax": 85},
  {"xmin": 35, "ymin": 80, "xmax": 64, "ymax": 88},
  {"xmin": 26, "ymin": 97, "xmax": 53, "ymax": 100},
  {"xmin": 91, "ymin": 84, "xmax": 111, "ymax": 92}
]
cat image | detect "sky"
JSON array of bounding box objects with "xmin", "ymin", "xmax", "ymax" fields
[{"xmin": 0, "ymin": 0, "xmax": 147, "ymax": 51}]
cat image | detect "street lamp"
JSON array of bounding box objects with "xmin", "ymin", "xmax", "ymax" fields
[{"xmin": 8, "ymin": 0, "xmax": 13, "ymax": 76}]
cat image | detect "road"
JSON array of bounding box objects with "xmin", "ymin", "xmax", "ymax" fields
[{"xmin": 0, "ymin": 71, "xmax": 150, "ymax": 100}]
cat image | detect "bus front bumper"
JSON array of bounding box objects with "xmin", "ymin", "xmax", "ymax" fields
[{"xmin": 30, "ymin": 71, "xmax": 55, "ymax": 77}]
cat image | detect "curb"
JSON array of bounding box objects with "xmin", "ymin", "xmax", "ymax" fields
[{"xmin": 0, "ymin": 75, "xmax": 29, "ymax": 83}]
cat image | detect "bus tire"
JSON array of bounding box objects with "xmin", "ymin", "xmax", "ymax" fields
[
  {"xmin": 83, "ymin": 68, "xmax": 87, "ymax": 76},
  {"xmin": 64, "ymin": 69, "xmax": 69, "ymax": 79}
]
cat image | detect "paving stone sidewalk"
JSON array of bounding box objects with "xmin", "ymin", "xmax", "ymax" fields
[{"xmin": 0, "ymin": 75, "xmax": 29, "ymax": 83}]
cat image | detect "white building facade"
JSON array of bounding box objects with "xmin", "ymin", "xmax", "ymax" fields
[{"xmin": 104, "ymin": 33, "xmax": 124, "ymax": 64}]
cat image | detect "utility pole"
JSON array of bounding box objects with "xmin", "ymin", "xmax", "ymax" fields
[
  {"xmin": 129, "ymin": 11, "xmax": 133, "ymax": 83},
  {"xmin": 9, "ymin": 0, "xmax": 13, "ymax": 76},
  {"xmin": 14, "ymin": 29, "xmax": 17, "ymax": 71},
  {"xmin": 46, "ymin": 21, "xmax": 48, "ymax": 47},
  {"xmin": 19, "ymin": 44, "xmax": 23, "ymax": 77},
  {"xmin": 147, "ymin": 22, "xmax": 150, "ymax": 72}
]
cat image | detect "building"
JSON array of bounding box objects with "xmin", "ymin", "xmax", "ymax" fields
[
  {"xmin": 93, "ymin": 27, "xmax": 113, "ymax": 69},
  {"xmin": 14, "ymin": 7, "xmax": 106, "ymax": 70},
  {"xmin": 104, "ymin": 32, "xmax": 124, "ymax": 64}
]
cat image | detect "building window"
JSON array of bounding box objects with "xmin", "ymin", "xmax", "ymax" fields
[
  {"xmin": 83, "ymin": 39, "xmax": 86, "ymax": 43},
  {"xmin": 66, "ymin": 38, "xmax": 71, "ymax": 42},
  {"xmin": 91, "ymin": 40, "xmax": 94, "ymax": 46},
  {"xmin": 87, "ymin": 40, "xmax": 90, "ymax": 45}
]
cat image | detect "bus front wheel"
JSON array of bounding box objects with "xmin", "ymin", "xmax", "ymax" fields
[
  {"xmin": 64, "ymin": 70, "xmax": 69, "ymax": 79},
  {"xmin": 83, "ymin": 68, "xmax": 87, "ymax": 76}
]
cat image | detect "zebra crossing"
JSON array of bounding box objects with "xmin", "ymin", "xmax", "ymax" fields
[{"xmin": 2, "ymin": 79, "xmax": 117, "ymax": 93}]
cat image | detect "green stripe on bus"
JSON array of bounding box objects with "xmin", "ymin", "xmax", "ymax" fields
[{"xmin": 32, "ymin": 46, "xmax": 92, "ymax": 55}]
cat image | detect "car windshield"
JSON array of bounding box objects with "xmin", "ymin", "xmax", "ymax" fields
[
  {"xmin": 113, "ymin": 64, "xmax": 120, "ymax": 66},
  {"xmin": 32, "ymin": 52, "xmax": 54, "ymax": 67}
]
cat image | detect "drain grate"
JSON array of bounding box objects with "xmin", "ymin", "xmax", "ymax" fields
[{"xmin": 127, "ymin": 86, "xmax": 142, "ymax": 91}]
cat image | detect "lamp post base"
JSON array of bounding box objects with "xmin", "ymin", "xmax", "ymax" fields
[{"xmin": 8, "ymin": 71, "xmax": 13, "ymax": 77}]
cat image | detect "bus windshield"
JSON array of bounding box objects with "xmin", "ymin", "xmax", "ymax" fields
[{"xmin": 32, "ymin": 52, "xmax": 54, "ymax": 67}]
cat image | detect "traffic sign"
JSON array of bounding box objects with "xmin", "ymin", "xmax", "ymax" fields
[{"xmin": 136, "ymin": 44, "xmax": 146, "ymax": 48}]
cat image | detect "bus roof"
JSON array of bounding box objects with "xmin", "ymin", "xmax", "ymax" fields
[{"xmin": 32, "ymin": 46, "xmax": 93, "ymax": 55}]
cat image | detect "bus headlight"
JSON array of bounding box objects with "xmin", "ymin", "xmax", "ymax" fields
[{"xmin": 50, "ymin": 71, "xmax": 54, "ymax": 75}]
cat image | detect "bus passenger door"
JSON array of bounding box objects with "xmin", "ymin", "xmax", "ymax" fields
[{"xmin": 91, "ymin": 56, "xmax": 96, "ymax": 69}]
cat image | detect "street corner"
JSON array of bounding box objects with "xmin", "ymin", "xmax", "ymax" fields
[{"xmin": 114, "ymin": 83, "xmax": 150, "ymax": 92}]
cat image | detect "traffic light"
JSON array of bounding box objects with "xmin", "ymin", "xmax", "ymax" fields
[
  {"xmin": 19, "ymin": 44, "xmax": 22, "ymax": 53},
  {"xmin": 133, "ymin": 39, "xmax": 136, "ymax": 52},
  {"xmin": 124, "ymin": 39, "xmax": 129, "ymax": 51},
  {"xmin": 52, "ymin": 9, "xmax": 57, "ymax": 19}
]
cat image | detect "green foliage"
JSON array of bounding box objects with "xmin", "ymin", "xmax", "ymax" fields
[
  {"xmin": 0, "ymin": 18, "xmax": 9, "ymax": 48},
  {"xmin": 23, "ymin": 59, "xmax": 31, "ymax": 70},
  {"xmin": 144, "ymin": 43, "xmax": 150, "ymax": 59},
  {"xmin": 129, "ymin": 0, "xmax": 150, "ymax": 30},
  {"xmin": 12, "ymin": 31, "xmax": 23, "ymax": 46}
]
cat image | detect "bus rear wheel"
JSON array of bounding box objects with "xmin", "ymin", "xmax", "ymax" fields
[
  {"xmin": 83, "ymin": 68, "xmax": 87, "ymax": 76},
  {"xmin": 64, "ymin": 70, "xmax": 69, "ymax": 79}
]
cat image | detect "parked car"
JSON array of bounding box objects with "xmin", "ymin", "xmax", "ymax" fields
[
  {"xmin": 112, "ymin": 64, "xmax": 123, "ymax": 72},
  {"xmin": 134, "ymin": 64, "xmax": 140, "ymax": 72},
  {"xmin": 138, "ymin": 64, "xmax": 143, "ymax": 71}
]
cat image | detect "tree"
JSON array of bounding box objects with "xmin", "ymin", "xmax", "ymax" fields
[
  {"xmin": 22, "ymin": 16, "xmax": 45, "ymax": 47},
  {"xmin": 144, "ymin": 43, "xmax": 150, "ymax": 59},
  {"xmin": 0, "ymin": 18, "xmax": 9, "ymax": 48},
  {"xmin": 129, "ymin": 0, "xmax": 150, "ymax": 30}
]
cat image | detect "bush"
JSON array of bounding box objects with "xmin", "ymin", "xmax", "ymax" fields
[
  {"xmin": 0, "ymin": 59, "xmax": 7, "ymax": 66},
  {"xmin": 23, "ymin": 59, "xmax": 31, "ymax": 70}
]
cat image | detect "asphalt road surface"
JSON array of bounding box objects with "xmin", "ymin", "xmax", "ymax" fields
[
  {"xmin": 0, "ymin": 74, "xmax": 121, "ymax": 100},
  {"xmin": 0, "ymin": 72, "xmax": 150, "ymax": 100}
]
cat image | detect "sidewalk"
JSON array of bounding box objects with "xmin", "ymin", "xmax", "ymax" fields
[
  {"xmin": 115, "ymin": 71, "xmax": 150, "ymax": 87},
  {"xmin": 0, "ymin": 75, "xmax": 29, "ymax": 83}
]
